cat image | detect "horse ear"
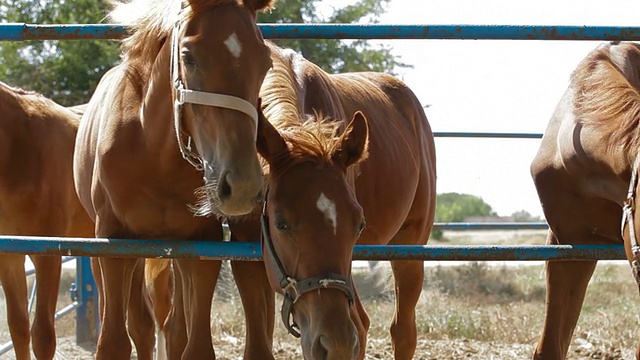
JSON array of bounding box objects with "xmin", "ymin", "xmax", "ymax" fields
[
  {"xmin": 256, "ymin": 107, "xmax": 289, "ymax": 166},
  {"xmin": 242, "ymin": 0, "xmax": 275, "ymax": 12},
  {"xmin": 333, "ymin": 111, "xmax": 369, "ymax": 169}
]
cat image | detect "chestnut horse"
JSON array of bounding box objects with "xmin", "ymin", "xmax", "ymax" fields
[
  {"xmin": 0, "ymin": 82, "xmax": 94, "ymax": 359},
  {"xmin": 226, "ymin": 42, "xmax": 436, "ymax": 359},
  {"xmin": 72, "ymin": 0, "xmax": 274, "ymax": 358},
  {"xmin": 531, "ymin": 41, "xmax": 640, "ymax": 359}
]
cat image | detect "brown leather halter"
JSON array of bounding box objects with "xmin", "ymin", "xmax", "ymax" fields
[
  {"xmin": 622, "ymin": 155, "xmax": 640, "ymax": 288},
  {"xmin": 260, "ymin": 188, "xmax": 355, "ymax": 337}
]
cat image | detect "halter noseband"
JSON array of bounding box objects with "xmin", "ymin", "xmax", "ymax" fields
[
  {"xmin": 622, "ymin": 154, "xmax": 640, "ymax": 289},
  {"xmin": 170, "ymin": 22, "xmax": 259, "ymax": 170},
  {"xmin": 260, "ymin": 188, "xmax": 355, "ymax": 338}
]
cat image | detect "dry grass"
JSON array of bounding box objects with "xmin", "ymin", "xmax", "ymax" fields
[{"xmin": 0, "ymin": 230, "xmax": 638, "ymax": 359}]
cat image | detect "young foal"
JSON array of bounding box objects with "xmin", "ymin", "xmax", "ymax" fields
[
  {"xmin": 531, "ymin": 41, "xmax": 640, "ymax": 359},
  {"xmin": 0, "ymin": 82, "xmax": 94, "ymax": 359},
  {"xmin": 228, "ymin": 42, "xmax": 437, "ymax": 360},
  {"xmin": 73, "ymin": 0, "xmax": 273, "ymax": 359}
]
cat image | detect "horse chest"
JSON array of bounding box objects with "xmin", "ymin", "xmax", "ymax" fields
[{"xmin": 120, "ymin": 195, "xmax": 204, "ymax": 238}]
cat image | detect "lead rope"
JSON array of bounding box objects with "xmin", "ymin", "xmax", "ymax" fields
[{"xmin": 622, "ymin": 154, "xmax": 640, "ymax": 289}]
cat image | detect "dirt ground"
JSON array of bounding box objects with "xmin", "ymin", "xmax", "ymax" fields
[
  {"xmin": 46, "ymin": 333, "xmax": 633, "ymax": 359},
  {"xmin": 49, "ymin": 336, "xmax": 538, "ymax": 360}
]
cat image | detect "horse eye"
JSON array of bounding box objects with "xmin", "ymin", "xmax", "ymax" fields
[
  {"xmin": 181, "ymin": 52, "xmax": 197, "ymax": 67},
  {"xmin": 274, "ymin": 219, "xmax": 290, "ymax": 231},
  {"xmin": 357, "ymin": 219, "xmax": 366, "ymax": 236}
]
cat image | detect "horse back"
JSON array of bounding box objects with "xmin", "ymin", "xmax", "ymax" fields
[{"xmin": 0, "ymin": 83, "xmax": 93, "ymax": 237}]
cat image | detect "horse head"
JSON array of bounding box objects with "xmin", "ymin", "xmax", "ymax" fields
[
  {"xmin": 257, "ymin": 110, "xmax": 369, "ymax": 359},
  {"xmin": 174, "ymin": 0, "xmax": 273, "ymax": 216}
]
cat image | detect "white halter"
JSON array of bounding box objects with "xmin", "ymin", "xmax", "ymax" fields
[
  {"xmin": 622, "ymin": 154, "xmax": 640, "ymax": 287},
  {"xmin": 170, "ymin": 22, "xmax": 259, "ymax": 170}
]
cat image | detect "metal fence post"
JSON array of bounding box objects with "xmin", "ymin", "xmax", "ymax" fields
[{"xmin": 75, "ymin": 256, "xmax": 99, "ymax": 344}]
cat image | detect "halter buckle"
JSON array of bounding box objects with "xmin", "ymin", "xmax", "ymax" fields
[
  {"xmin": 625, "ymin": 197, "xmax": 636, "ymax": 212},
  {"xmin": 283, "ymin": 277, "xmax": 300, "ymax": 302},
  {"xmin": 176, "ymin": 87, "xmax": 186, "ymax": 105},
  {"xmin": 319, "ymin": 278, "xmax": 346, "ymax": 288}
]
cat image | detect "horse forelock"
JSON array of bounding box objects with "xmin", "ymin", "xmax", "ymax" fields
[{"xmin": 573, "ymin": 42, "xmax": 640, "ymax": 156}]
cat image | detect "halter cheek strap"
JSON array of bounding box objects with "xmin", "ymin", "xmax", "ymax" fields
[
  {"xmin": 622, "ymin": 154, "xmax": 640, "ymax": 290},
  {"xmin": 170, "ymin": 22, "xmax": 259, "ymax": 170}
]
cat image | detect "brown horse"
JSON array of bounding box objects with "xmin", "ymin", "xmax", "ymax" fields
[
  {"xmin": 72, "ymin": 0, "xmax": 274, "ymax": 358},
  {"xmin": 0, "ymin": 82, "xmax": 94, "ymax": 359},
  {"xmin": 531, "ymin": 41, "xmax": 640, "ymax": 359},
  {"xmin": 225, "ymin": 42, "xmax": 437, "ymax": 359}
]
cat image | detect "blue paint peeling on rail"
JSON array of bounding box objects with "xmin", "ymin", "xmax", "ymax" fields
[
  {"xmin": 0, "ymin": 235, "xmax": 624, "ymax": 261},
  {"xmin": 2, "ymin": 23, "xmax": 640, "ymax": 41},
  {"xmin": 434, "ymin": 132, "xmax": 543, "ymax": 139}
]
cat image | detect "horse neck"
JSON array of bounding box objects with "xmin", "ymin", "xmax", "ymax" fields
[{"xmin": 138, "ymin": 38, "xmax": 179, "ymax": 159}]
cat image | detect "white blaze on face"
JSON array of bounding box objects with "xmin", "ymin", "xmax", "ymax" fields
[
  {"xmin": 316, "ymin": 193, "xmax": 337, "ymax": 235},
  {"xmin": 224, "ymin": 32, "xmax": 243, "ymax": 60}
]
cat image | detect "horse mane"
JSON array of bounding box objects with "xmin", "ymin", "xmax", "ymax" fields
[
  {"xmin": 573, "ymin": 42, "xmax": 640, "ymax": 155},
  {"xmin": 261, "ymin": 45, "xmax": 348, "ymax": 172}
]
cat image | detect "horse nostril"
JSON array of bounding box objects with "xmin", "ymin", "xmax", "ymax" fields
[
  {"xmin": 312, "ymin": 335, "xmax": 329, "ymax": 360},
  {"xmin": 218, "ymin": 172, "xmax": 232, "ymax": 200}
]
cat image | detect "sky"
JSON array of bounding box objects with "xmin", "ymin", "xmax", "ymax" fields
[{"xmin": 319, "ymin": 0, "xmax": 640, "ymax": 217}]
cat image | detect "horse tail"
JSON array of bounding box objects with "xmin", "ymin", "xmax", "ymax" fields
[{"xmin": 144, "ymin": 259, "xmax": 173, "ymax": 330}]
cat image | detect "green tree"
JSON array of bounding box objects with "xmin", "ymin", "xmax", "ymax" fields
[
  {"xmin": 432, "ymin": 193, "xmax": 496, "ymax": 240},
  {"xmin": 258, "ymin": 0, "xmax": 411, "ymax": 74},
  {"xmin": 510, "ymin": 209, "xmax": 542, "ymax": 222},
  {"xmin": 0, "ymin": 0, "xmax": 119, "ymax": 106},
  {"xmin": 435, "ymin": 193, "xmax": 496, "ymax": 223}
]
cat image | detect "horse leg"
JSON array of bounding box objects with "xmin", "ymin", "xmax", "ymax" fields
[
  {"xmin": 231, "ymin": 259, "xmax": 275, "ymax": 359},
  {"xmin": 146, "ymin": 259, "xmax": 173, "ymax": 360},
  {"xmin": 174, "ymin": 258, "xmax": 221, "ymax": 360},
  {"xmin": 0, "ymin": 254, "xmax": 30, "ymax": 360},
  {"xmin": 95, "ymin": 256, "xmax": 140, "ymax": 360},
  {"xmin": 389, "ymin": 259, "xmax": 423, "ymax": 360},
  {"xmin": 350, "ymin": 275, "xmax": 369, "ymax": 360},
  {"xmin": 127, "ymin": 259, "xmax": 155, "ymax": 360},
  {"xmin": 29, "ymin": 255, "xmax": 62, "ymax": 360},
  {"xmin": 534, "ymin": 236, "xmax": 597, "ymax": 359},
  {"xmin": 164, "ymin": 263, "xmax": 187, "ymax": 360},
  {"xmin": 91, "ymin": 257, "xmax": 104, "ymax": 320}
]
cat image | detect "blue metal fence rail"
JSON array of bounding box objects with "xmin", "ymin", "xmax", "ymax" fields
[
  {"xmin": 0, "ymin": 21, "xmax": 632, "ymax": 349},
  {"xmin": 1, "ymin": 23, "xmax": 640, "ymax": 41},
  {"xmin": 0, "ymin": 234, "xmax": 626, "ymax": 261}
]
